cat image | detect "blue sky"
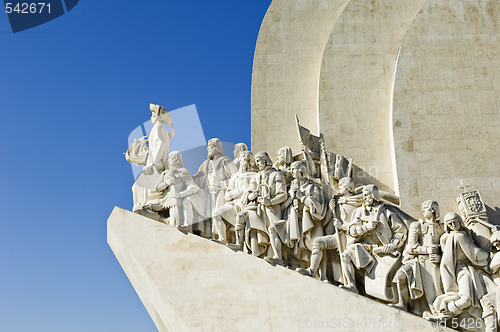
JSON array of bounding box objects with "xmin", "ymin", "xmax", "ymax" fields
[{"xmin": 0, "ymin": 1, "xmax": 272, "ymax": 330}]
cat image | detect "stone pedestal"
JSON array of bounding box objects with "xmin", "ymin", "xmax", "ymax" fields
[{"xmin": 108, "ymin": 207, "xmax": 452, "ymax": 332}]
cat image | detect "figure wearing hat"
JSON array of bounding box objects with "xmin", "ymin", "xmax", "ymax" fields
[{"xmin": 132, "ymin": 104, "xmax": 175, "ymax": 212}]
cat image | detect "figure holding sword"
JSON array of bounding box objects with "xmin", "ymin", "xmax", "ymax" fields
[
  {"xmin": 339, "ymin": 185, "xmax": 407, "ymax": 294},
  {"xmin": 296, "ymin": 177, "xmax": 359, "ymax": 282}
]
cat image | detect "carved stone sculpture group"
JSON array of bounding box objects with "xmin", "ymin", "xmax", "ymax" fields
[{"xmin": 125, "ymin": 104, "xmax": 500, "ymax": 331}]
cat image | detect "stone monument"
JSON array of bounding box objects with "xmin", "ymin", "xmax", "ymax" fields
[{"xmin": 110, "ymin": 1, "xmax": 500, "ymax": 331}]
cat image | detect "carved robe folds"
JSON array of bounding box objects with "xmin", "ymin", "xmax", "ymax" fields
[
  {"xmin": 132, "ymin": 123, "xmax": 171, "ymax": 211},
  {"xmin": 242, "ymin": 167, "xmax": 286, "ymax": 256},
  {"xmin": 275, "ymin": 179, "xmax": 327, "ymax": 262},
  {"xmin": 193, "ymin": 155, "xmax": 237, "ymax": 236},
  {"xmin": 346, "ymin": 204, "xmax": 407, "ymax": 271},
  {"xmin": 399, "ymin": 220, "xmax": 445, "ymax": 314},
  {"xmin": 342, "ymin": 203, "xmax": 407, "ymax": 300},
  {"xmin": 433, "ymin": 231, "xmax": 489, "ymax": 322},
  {"xmin": 160, "ymin": 167, "xmax": 206, "ymax": 229},
  {"xmin": 214, "ymin": 171, "xmax": 256, "ymax": 227}
]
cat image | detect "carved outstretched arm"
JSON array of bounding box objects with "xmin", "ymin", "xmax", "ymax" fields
[
  {"xmin": 167, "ymin": 122, "xmax": 175, "ymax": 139},
  {"xmin": 176, "ymin": 173, "xmax": 200, "ymax": 198},
  {"xmin": 388, "ymin": 214, "xmax": 407, "ymax": 250},
  {"xmin": 224, "ymin": 177, "xmax": 240, "ymax": 201},
  {"xmin": 270, "ymin": 179, "xmax": 287, "ymax": 205},
  {"xmin": 348, "ymin": 217, "xmax": 378, "ymax": 238},
  {"xmin": 406, "ymin": 222, "xmax": 427, "ymax": 255}
]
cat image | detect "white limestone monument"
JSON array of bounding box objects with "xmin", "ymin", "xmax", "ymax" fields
[{"xmin": 109, "ymin": 1, "xmax": 500, "ymax": 331}]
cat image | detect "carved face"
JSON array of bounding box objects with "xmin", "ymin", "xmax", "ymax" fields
[
  {"xmin": 255, "ymin": 155, "xmax": 266, "ymax": 170},
  {"xmin": 233, "ymin": 146, "xmax": 242, "ymax": 159},
  {"xmin": 239, "ymin": 155, "xmax": 250, "ymax": 172},
  {"xmin": 363, "ymin": 189, "xmax": 375, "ymax": 206},
  {"xmin": 151, "ymin": 112, "xmax": 158, "ymax": 124},
  {"xmin": 291, "ymin": 164, "xmax": 304, "ymax": 180},
  {"xmin": 168, "ymin": 153, "xmax": 182, "ymax": 169},
  {"xmin": 207, "ymin": 141, "xmax": 218, "ymax": 158},
  {"xmin": 169, "ymin": 158, "xmax": 180, "ymax": 169},
  {"xmin": 338, "ymin": 180, "xmax": 351, "ymax": 195},
  {"xmin": 421, "ymin": 203, "xmax": 434, "ymax": 219},
  {"xmin": 276, "ymin": 148, "xmax": 286, "ymax": 165},
  {"xmin": 446, "ymin": 217, "xmax": 460, "ymax": 231}
]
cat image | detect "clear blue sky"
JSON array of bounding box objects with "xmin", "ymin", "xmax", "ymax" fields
[{"xmin": 0, "ymin": 1, "xmax": 272, "ymax": 330}]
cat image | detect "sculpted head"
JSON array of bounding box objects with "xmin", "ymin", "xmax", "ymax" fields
[
  {"xmin": 168, "ymin": 151, "xmax": 183, "ymax": 168},
  {"xmin": 491, "ymin": 231, "xmax": 500, "ymax": 251},
  {"xmin": 207, "ymin": 138, "xmax": 223, "ymax": 159},
  {"xmin": 254, "ymin": 152, "xmax": 272, "ymax": 171},
  {"xmin": 276, "ymin": 146, "xmax": 293, "ymax": 166},
  {"xmin": 150, "ymin": 104, "xmax": 172, "ymax": 125},
  {"xmin": 290, "ymin": 160, "xmax": 307, "ymax": 180},
  {"xmin": 233, "ymin": 143, "xmax": 248, "ymax": 159},
  {"xmin": 239, "ymin": 151, "xmax": 254, "ymax": 172},
  {"xmin": 421, "ymin": 200, "xmax": 440, "ymax": 220},
  {"xmin": 338, "ymin": 177, "xmax": 354, "ymax": 196},
  {"xmin": 362, "ymin": 185, "xmax": 380, "ymax": 206},
  {"xmin": 443, "ymin": 212, "xmax": 465, "ymax": 232}
]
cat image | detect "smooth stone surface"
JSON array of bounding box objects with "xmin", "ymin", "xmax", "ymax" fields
[
  {"xmin": 251, "ymin": 0, "xmax": 351, "ymax": 159},
  {"xmin": 108, "ymin": 207, "xmax": 452, "ymax": 332},
  {"xmin": 392, "ymin": 0, "xmax": 500, "ymax": 219},
  {"xmin": 318, "ymin": 0, "xmax": 427, "ymax": 192}
]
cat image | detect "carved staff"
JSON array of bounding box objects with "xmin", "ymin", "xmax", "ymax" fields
[
  {"xmin": 330, "ymin": 198, "xmax": 346, "ymax": 285},
  {"xmin": 319, "ymin": 133, "xmax": 332, "ymax": 198},
  {"xmin": 295, "ymin": 115, "xmax": 316, "ymax": 179}
]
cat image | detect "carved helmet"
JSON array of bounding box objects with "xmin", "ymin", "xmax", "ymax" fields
[
  {"xmin": 363, "ymin": 184, "xmax": 380, "ymax": 202},
  {"xmin": 421, "ymin": 200, "xmax": 440, "ymax": 218}
]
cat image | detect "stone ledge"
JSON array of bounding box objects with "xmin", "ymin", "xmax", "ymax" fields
[{"xmin": 107, "ymin": 207, "xmax": 452, "ymax": 332}]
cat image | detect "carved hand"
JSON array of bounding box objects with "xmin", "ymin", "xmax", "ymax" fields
[
  {"xmin": 258, "ymin": 197, "xmax": 271, "ymax": 206},
  {"xmin": 333, "ymin": 218, "xmax": 343, "ymax": 229},
  {"xmin": 247, "ymin": 192, "xmax": 257, "ymax": 201},
  {"xmin": 426, "ymin": 245, "xmax": 439, "ymax": 255},
  {"xmin": 366, "ymin": 220, "xmax": 380, "ymax": 230},
  {"xmin": 329, "ymin": 199, "xmax": 336, "ymax": 211},
  {"xmin": 381, "ymin": 243, "xmax": 396, "ymax": 254},
  {"xmin": 429, "ymin": 253, "xmax": 441, "ymax": 264}
]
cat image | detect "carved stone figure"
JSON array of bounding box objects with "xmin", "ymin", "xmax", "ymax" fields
[
  {"xmin": 457, "ymin": 189, "xmax": 496, "ymax": 251},
  {"xmin": 477, "ymin": 231, "xmax": 500, "ymax": 332},
  {"xmin": 233, "ymin": 143, "xmax": 248, "ymax": 169},
  {"xmin": 237, "ymin": 152, "xmax": 287, "ymax": 257},
  {"xmin": 432, "ymin": 212, "xmax": 489, "ymax": 328},
  {"xmin": 140, "ymin": 151, "xmax": 206, "ymax": 231},
  {"xmin": 212, "ymin": 151, "xmax": 256, "ymax": 244},
  {"xmin": 390, "ymin": 200, "xmax": 444, "ymax": 315},
  {"xmin": 296, "ymin": 177, "xmax": 359, "ymax": 281},
  {"xmin": 130, "ymin": 104, "xmax": 175, "ymax": 212},
  {"xmin": 193, "ymin": 138, "xmax": 238, "ymax": 238},
  {"xmin": 273, "ymin": 146, "xmax": 293, "ymax": 185},
  {"xmin": 122, "ymin": 108, "xmax": 500, "ymax": 327},
  {"xmin": 340, "ymin": 185, "xmax": 407, "ymax": 297},
  {"xmin": 266, "ymin": 160, "xmax": 327, "ymax": 266}
]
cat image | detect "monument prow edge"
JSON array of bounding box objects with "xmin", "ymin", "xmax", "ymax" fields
[{"xmin": 107, "ymin": 207, "xmax": 452, "ymax": 332}]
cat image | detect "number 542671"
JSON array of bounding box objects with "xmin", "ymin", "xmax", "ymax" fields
[{"xmin": 5, "ymin": 3, "xmax": 51, "ymax": 14}]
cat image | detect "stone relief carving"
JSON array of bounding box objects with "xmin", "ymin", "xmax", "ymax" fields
[
  {"xmin": 125, "ymin": 110, "xmax": 500, "ymax": 331},
  {"xmin": 391, "ymin": 200, "xmax": 444, "ymax": 315},
  {"xmin": 127, "ymin": 104, "xmax": 175, "ymax": 212},
  {"xmin": 232, "ymin": 142, "xmax": 248, "ymax": 169},
  {"xmin": 192, "ymin": 138, "xmax": 238, "ymax": 238}
]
